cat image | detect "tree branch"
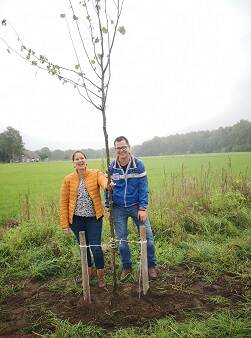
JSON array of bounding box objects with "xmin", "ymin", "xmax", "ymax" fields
[{"xmin": 69, "ymin": 0, "xmax": 102, "ymax": 80}]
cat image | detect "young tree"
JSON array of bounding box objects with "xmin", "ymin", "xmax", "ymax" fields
[{"xmin": 1, "ymin": 0, "xmax": 125, "ymax": 290}]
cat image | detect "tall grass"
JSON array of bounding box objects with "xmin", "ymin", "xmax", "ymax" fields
[
  {"xmin": 0, "ymin": 160, "xmax": 250, "ymax": 295},
  {"xmin": 0, "ymin": 155, "xmax": 250, "ymax": 336}
]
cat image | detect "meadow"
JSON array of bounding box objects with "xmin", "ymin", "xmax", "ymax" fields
[
  {"xmin": 0, "ymin": 152, "xmax": 251, "ymax": 337},
  {"xmin": 0, "ymin": 152, "xmax": 250, "ymax": 222}
]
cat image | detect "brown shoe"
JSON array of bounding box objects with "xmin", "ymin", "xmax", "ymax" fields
[
  {"xmin": 120, "ymin": 269, "xmax": 132, "ymax": 281},
  {"xmin": 96, "ymin": 269, "xmax": 106, "ymax": 288},
  {"xmin": 148, "ymin": 267, "xmax": 157, "ymax": 279},
  {"xmin": 88, "ymin": 267, "xmax": 94, "ymax": 279}
]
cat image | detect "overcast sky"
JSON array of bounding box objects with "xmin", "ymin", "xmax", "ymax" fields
[{"xmin": 1, "ymin": 0, "xmax": 251, "ymax": 150}]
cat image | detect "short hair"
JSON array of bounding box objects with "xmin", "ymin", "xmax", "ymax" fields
[
  {"xmin": 114, "ymin": 136, "xmax": 130, "ymax": 146},
  {"xmin": 72, "ymin": 150, "xmax": 87, "ymax": 161}
]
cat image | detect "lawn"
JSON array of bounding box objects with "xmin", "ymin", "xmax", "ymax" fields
[{"xmin": 0, "ymin": 152, "xmax": 250, "ymax": 222}]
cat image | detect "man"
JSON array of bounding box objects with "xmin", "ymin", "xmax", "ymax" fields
[{"xmin": 108, "ymin": 136, "xmax": 157, "ymax": 280}]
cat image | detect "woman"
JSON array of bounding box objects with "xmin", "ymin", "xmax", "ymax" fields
[{"xmin": 60, "ymin": 150, "xmax": 107, "ymax": 288}]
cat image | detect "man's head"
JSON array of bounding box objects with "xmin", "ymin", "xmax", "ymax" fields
[
  {"xmin": 114, "ymin": 136, "xmax": 130, "ymax": 147},
  {"xmin": 114, "ymin": 136, "xmax": 131, "ymax": 164}
]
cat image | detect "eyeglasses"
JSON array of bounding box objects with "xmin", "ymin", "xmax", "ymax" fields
[{"xmin": 115, "ymin": 146, "xmax": 128, "ymax": 151}]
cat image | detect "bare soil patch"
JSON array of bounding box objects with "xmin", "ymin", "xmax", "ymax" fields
[{"xmin": 0, "ymin": 263, "xmax": 249, "ymax": 337}]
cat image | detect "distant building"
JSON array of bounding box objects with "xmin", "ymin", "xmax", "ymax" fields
[{"xmin": 22, "ymin": 150, "xmax": 40, "ymax": 163}]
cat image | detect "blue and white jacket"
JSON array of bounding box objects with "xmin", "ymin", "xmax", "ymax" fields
[{"xmin": 106, "ymin": 156, "xmax": 149, "ymax": 209}]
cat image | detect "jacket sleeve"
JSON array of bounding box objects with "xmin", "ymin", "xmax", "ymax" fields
[
  {"xmin": 97, "ymin": 170, "xmax": 108, "ymax": 190},
  {"xmin": 138, "ymin": 161, "xmax": 149, "ymax": 209},
  {"xmin": 59, "ymin": 177, "xmax": 70, "ymax": 229}
]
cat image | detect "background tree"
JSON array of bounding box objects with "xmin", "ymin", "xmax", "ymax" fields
[
  {"xmin": 38, "ymin": 147, "xmax": 51, "ymax": 161},
  {"xmin": 134, "ymin": 120, "xmax": 251, "ymax": 156},
  {"xmin": 0, "ymin": 126, "xmax": 24, "ymax": 162},
  {"xmin": 1, "ymin": 0, "xmax": 125, "ymax": 290}
]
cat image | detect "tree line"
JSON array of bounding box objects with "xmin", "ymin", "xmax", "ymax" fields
[
  {"xmin": 0, "ymin": 120, "xmax": 250, "ymax": 163},
  {"xmin": 134, "ymin": 119, "xmax": 251, "ymax": 156}
]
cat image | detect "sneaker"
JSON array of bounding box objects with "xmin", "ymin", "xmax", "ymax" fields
[
  {"xmin": 148, "ymin": 267, "xmax": 157, "ymax": 279},
  {"xmin": 120, "ymin": 269, "xmax": 132, "ymax": 281}
]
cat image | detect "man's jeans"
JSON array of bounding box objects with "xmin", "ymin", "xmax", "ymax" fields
[
  {"xmin": 112, "ymin": 205, "xmax": 157, "ymax": 269},
  {"xmin": 70, "ymin": 215, "xmax": 104, "ymax": 269}
]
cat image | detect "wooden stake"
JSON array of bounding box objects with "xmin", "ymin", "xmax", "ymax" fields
[
  {"xmin": 24, "ymin": 192, "xmax": 30, "ymax": 221},
  {"xmin": 139, "ymin": 226, "xmax": 149, "ymax": 295},
  {"xmin": 79, "ymin": 231, "xmax": 91, "ymax": 304}
]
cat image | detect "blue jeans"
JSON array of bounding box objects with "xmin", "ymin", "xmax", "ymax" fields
[
  {"xmin": 112, "ymin": 205, "xmax": 157, "ymax": 269},
  {"xmin": 70, "ymin": 215, "xmax": 104, "ymax": 269}
]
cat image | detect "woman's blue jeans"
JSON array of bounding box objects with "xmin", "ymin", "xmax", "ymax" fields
[
  {"xmin": 112, "ymin": 205, "xmax": 157, "ymax": 269},
  {"xmin": 70, "ymin": 215, "xmax": 104, "ymax": 269}
]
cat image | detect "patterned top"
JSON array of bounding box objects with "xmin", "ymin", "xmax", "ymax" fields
[{"xmin": 74, "ymin": 176, "xmax": 96, "ymax": 217}]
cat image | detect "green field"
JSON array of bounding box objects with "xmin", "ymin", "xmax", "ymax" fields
[
  {"xmin": 0, "ymin": 152, "xmax": 251, "ymax": 336},
  {"xmin": 0, "ymin": 152, "xmax": 250, "ymax": 222}
]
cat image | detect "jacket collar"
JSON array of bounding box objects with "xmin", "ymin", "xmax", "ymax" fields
[
  {"xmin": 74, "ymin": 168, "xmax": 90, "ymax": 178},
  {"xmin": 114, "ymin": 155, "xmax": 137, "ymax": 169}
]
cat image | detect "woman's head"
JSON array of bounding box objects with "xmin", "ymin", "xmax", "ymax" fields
[
  {"xmin": 72, "ymin": 151, "xmax": 87, "ymax": 172},
  {"xmin": 72, "ymin": 150, "xmax": 87, "ymax": 161}
]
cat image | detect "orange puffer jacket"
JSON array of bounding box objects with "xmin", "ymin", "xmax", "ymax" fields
[{"xmin": 60, "ymin": 169, "xmax": 107, "ymax": 229}]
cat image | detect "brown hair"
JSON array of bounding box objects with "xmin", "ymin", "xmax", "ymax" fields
[
  {"xmin": 72, "ymin": 150, "xmax": 87, "ymax": 161},
  {"xmin": 114, "ymin": 136, "xmax": 130, "ymax": 146}
]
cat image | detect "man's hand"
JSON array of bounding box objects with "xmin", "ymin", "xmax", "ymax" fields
[
  {"xmin": 63, "ymin": 227, "xmax": 71, "ymax": 234},
  {"xmin": 110, "ymin": 181, "xmax": 116, "ymax": 189},
  {"xmin": 138, "ymin": 209, "xmax": 147, "ymax": 223}
]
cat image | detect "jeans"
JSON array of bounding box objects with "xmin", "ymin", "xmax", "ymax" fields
[
  {"xmin": 70, "ymin": 215, "xmax": 104, "ymax": 269},
  {"xmin": 112, "ymin": 205, "xmax": 157, "ymax": 269}
]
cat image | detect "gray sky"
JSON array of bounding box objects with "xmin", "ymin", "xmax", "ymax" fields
[{"xmin": 0, "ymin": 0, "xmax": 251, "ymax": 150}]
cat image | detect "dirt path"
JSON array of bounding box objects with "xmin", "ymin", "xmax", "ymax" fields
[{"xmin": 0, "ymin": 264, "xmax": 248, "ymax": 337}]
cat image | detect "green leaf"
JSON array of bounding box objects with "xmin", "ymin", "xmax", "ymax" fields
[
  {"xmin": 102, "ymin": 27, "xmax": 108, "ymax": 34},
  {"xmin": 91, "ymin": 60, "xmax": 95, "ymax": 64},
  {"xmin": 118, "ymin": 26, "xmax": 126, "ymax": 35},
  {"xmin": 75, "ymin": 64, "xmax": 80, "ymax": 69},
  {"xmin": 31, "ymin": 61, "xmax": 37, "ymax": 66},
  {"xmin": 60, "ymin": 14, "xmax": 65, "ymax": 18},
  {"xmin": 73, "ymin": 15, "xmax": 78, "ymax": 21},
  {"xmin": 94, "ymin": 37, "xmax": 99, "ymax": 43},
  {"xmin": 1, "ymin": 19, "xmax": 7, "ymax": 26}
]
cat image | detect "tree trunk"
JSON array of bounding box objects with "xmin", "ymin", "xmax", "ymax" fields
[{"xmin": 102, "ymin": 107, "xmax": 117, "ymax": 292}]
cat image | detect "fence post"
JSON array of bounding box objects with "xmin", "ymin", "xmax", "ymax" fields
[
  {"xmin": 139, "ymin": 226, "xmax": 149, "ymax": 295},
  {"xmin": 79, "ymin": 231, "xmax": 91, "ymax": 304}
]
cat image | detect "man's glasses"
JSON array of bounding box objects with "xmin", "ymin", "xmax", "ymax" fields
[{"xmin": 115, "ymin": 146, "xmax": 128, "ymax": 151}]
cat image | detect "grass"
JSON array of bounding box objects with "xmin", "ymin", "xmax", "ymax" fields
[
  {"xmin": 48, "ymin": 317, "xmax": 104, "ymax": 338},
  {"xmin": 32, "ymin": 308, "xmax": 250, "ymax": 337},
  {"xmin": 0, "ymin": 159, "xmax": 102, "ymax": 222},
  {"xmin": 109, "ymin": 308, "xmax": 251, "ymax": 337},
  {"xmin": 0, "ymin": 152, "xmax": 251, "ymax": 222},
  {"xmin": 0, "ymin": 152, "xmax": 251, "ymax": 336}
]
